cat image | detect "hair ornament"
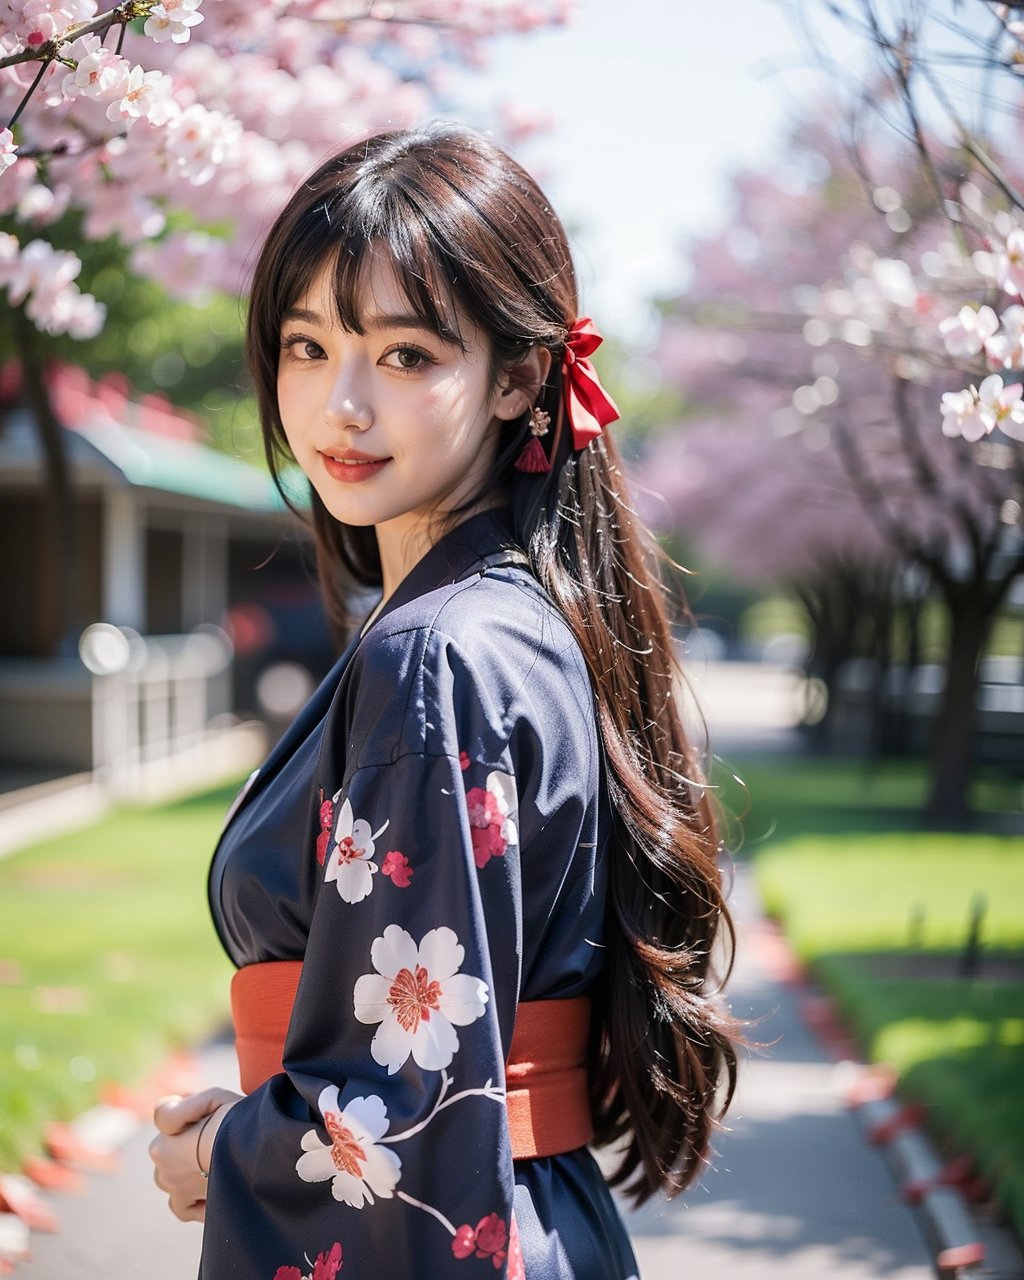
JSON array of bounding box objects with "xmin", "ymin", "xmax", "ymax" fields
[
  {"xmin": 513, "ymin": 317, "xmax": 620, "ymax": 474},
  {"xmin": 515, "ymin": 405, "xmax": 553, "ymax": 473},
  {"xmin": 562, "ymin": 318, "xmax": 620, "ymax": 448}
]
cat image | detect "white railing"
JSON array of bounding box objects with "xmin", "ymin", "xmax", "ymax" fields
[{"xmin": 79, "ymin": 623, "xmax": 235, "ymax": 800}]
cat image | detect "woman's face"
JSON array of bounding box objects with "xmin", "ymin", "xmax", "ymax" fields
[{"xmin": 276, "ymin": 254, "xmax": 525, "ymax": 544}]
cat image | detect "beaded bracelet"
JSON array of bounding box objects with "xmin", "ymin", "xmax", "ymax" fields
[{"xmin": 195, "ymin": 1111, "xmax": 216, "ymax": 1181}]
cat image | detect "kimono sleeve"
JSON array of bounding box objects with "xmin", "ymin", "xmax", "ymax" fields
[{"xmin": 199, "ymin": 633, "xmax": 526, "ymax": 1280}]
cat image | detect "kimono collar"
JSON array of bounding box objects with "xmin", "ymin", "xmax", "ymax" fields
[{"xmin": 366, "ymin": 505, "xmax": 522, "ymax": 636}]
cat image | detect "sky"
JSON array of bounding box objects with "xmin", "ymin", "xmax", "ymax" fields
[{"xmin": 451, "ymin": 0, "xmax": 864, "ymax": 345}]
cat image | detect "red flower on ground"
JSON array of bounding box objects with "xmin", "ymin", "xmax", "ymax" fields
[
  {"xmin": 315, "ymin": 790, "xmax": 333, "ymax": 867},
  {"xmin": 381, "ymin": 849, "xmax": 414, "ymax": 887}
]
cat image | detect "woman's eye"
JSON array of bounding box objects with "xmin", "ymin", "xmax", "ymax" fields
[
  {"xmin": 280, "ymin": 335, "xmax": 325, "ymax": 361},
  {"xmin": 383, "ymin": 345, "xmax": 433, "ymax": 372}
]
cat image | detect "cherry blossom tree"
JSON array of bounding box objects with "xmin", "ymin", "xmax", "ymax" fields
[
  {"xmin": 0, "ymin": 0, "xmax": 571, "ymax": 651},
  {"xmin": 646, "ymin": 110, "xmax": 1021, "ymax": 822},
  {"xmin": 794, "ymin": 0, "xmax": 1024, "ymax": 451}
]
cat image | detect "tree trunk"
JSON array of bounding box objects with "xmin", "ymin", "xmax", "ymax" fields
[
  {"xmin": 925, "ymin": 586, "xmax": 991, "ymax": 825},
  {"xmin": 15, "ymin": 309, "xmax": 79, "ymax": 656}
]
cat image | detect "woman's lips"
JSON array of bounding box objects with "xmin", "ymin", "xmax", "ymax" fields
[{"xmin": 320, "ymin": 452, "xmax": 391, "ymax": 483}]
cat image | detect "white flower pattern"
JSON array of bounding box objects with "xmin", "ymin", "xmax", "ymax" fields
[
  {"xmin": 295, "ymin": 1086, "xmax": 402, "ymax": 1208},
  {"xmin": 353, "ymin": 925, "xmax": 489, "ymax": 1075},
  {"xmin": 324, "ymin": 797, "xmax": 388, "ymax": 904}
]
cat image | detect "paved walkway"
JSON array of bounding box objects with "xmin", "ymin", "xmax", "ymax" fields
[
  {"xmin": 621, "ymin": 865, "xmax": 933, "ymax": 1279},
  {"xmin": 10, "ymin": 665, "xmax": 940, "ymax": 1276}
]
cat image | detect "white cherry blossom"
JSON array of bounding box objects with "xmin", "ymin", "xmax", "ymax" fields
[
  {"xmin": 939, "ymin": 304, "xmax": 999, "ymax": 358},
  {"xmin": 978, "ymin": 373, "xmax": 1024, "ymax": 439},
  {"xmin": 984, "ymin": 306, "xmax": 1024, "ymax": 370},
  {"xmin": 61, "ymin": 35, "xmax": 129, "ymax": 101},
  {"xmin": 997, "ymin": 228, "xmax": 1024, "ymax": 298},
  {"xmin": 144, "ymin": 0, "xmax": 204, "ymax": 45},
  {"xmin": 940, "ymin": 388, "xmax": 989, "ymax": 442},
  {"xmin": 106, "ymin": 65, "xmax": 171, "ymax": 124},
  {"xmin": 324, "ymin": 797, "xmax": 386, "ymax": 904},
  {"xmin": 295, "ymin": 1087, "xmax": 401, "ymax": 1209},
  {"xmin": 0, "ymin": 129, "xmax": 17, "ymax": 176},
  {"xmin": 353, "ymin": 925, "xmax": 488, "ymax": 1075}
]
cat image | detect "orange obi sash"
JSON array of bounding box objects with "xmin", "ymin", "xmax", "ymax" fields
[{"xmin": 230, "ymin": 961, "xmax": 593, "ymax": 1161}]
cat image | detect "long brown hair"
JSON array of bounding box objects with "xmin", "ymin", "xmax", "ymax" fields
[{"xmin": 246, "ymin": 123, "xmax": 737, "ymax": 1205}]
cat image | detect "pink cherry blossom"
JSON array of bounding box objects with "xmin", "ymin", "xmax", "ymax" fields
[
  {"xmin": 61, "ymin": 34, "xmax": 129, "ymax": 101},
  {"xmin": 2, "ymin": 0, "xmax": 567, "ymax": 335}
]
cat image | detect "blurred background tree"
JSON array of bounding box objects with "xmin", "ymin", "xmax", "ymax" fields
[{"xmin": 634, "ymin": 4, "xmax": 1024, "ymax": 823}]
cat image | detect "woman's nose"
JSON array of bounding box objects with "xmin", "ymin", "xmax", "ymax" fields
[{"xmin": 324, "ymin": 365, "xmax": 373, "ymax": 431}]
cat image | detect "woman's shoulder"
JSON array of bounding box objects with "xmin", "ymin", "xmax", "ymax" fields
[{"xmin": 343, "ymin": 566, "xmax": 597, "ymax": 766}]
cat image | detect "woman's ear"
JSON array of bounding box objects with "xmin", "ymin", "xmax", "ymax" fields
[{"xmin": 492, "ymin": 345, "xmax": 554, "ymax": 421}]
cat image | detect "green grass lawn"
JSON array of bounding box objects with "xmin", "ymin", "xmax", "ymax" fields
[
  {"xmin": 743, "ymin": 755, "xmax": 1024, "ymax": 1237},
  {"xmin": 0, "ymin": 782, "xmax": 239, "ymax": 1172}
]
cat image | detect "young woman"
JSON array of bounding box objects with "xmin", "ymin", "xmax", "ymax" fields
[{"xmin": 149, "ymin": 123, "xmax": 737, "ymax": 1280}]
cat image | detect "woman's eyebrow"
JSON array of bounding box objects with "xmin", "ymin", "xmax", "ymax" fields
[
  {"xmin": 362, "ymin": 312, "xmax": 435, "ymax": 333},
  {"xmin": 280, "ymin": 307, "xmax": 435, "ymax": 333},
  {"xmin": 281, "ymin": 306, "xmax": 326, "ymax": 325}
]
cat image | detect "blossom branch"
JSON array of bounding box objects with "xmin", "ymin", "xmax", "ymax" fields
[
  {"xmin": 396, "ymin": 1191, "xmax": 456, "ymax": 1235},
  {"xmin": 380, "ymin": 1070, "xmax": 505, "ymax": 1146},
  {"xmin": 0, "ymin": 3, "xmax": 141, "ymax": 72}
]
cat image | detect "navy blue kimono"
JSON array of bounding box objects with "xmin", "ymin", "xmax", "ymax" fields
[{"xmin": 202, "ymin": 506, "xmax": 640, "ymax": 1280}]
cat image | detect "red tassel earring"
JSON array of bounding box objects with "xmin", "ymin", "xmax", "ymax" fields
[{"xmin": 514, "ymin": 406, "xmax": 552, "ymax": 474}]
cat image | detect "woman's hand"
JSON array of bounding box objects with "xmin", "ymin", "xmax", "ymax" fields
[{"xmin": 149, "ymin": 1087, "xmax": 242, "ymax": 1223}]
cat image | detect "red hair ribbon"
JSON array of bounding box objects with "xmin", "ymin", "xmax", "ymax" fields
[{"xmin": 562, "ymin": 317, "xmax": 620, "ymax": 449}]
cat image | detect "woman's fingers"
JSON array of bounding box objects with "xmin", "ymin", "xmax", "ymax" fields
[
  {"xmin": 169, "ymin": 1192, "xmax": 206, "ymax": 1224},
  {"xmin": 153, "ymin": 1087, "xmax": 237, "ymax": 1135}
]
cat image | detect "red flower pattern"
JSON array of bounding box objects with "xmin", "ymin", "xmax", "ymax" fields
[
  {"xmin": 381, "ymin": 849, "xmax": 414, "ymax": 887},
  {"xmin": 465, "ymin": 788, "xmax": 509, "ymax": 870},
  {"xmin": 272, "ymin": 1241, "xmax": 342, "ymax": 1280},
  {"xmin": 507, "ymin": 1214, "xmax": 525, "ymax": 1280},
  {"xmin": 315, "ymin": 790, "xmax": 333, "ymax": 868},
  {"xmin": 311, "ymin": 1242, "xmax": 343, "ymax": 1280},
  {"xmin": 452, "ymin": 1224, "xmax": 477, "ymax": 1260},
  {"xmin": 386, "ymin": 964, "xmax": 442, "ymax": 1032},
  {"xmin": 459, "ymin": 751, "xmax": 470, "ymax": 771},
  {"xmin": 450, "ymin": 1213, "xmax": 509, "ymax": 1268}
]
